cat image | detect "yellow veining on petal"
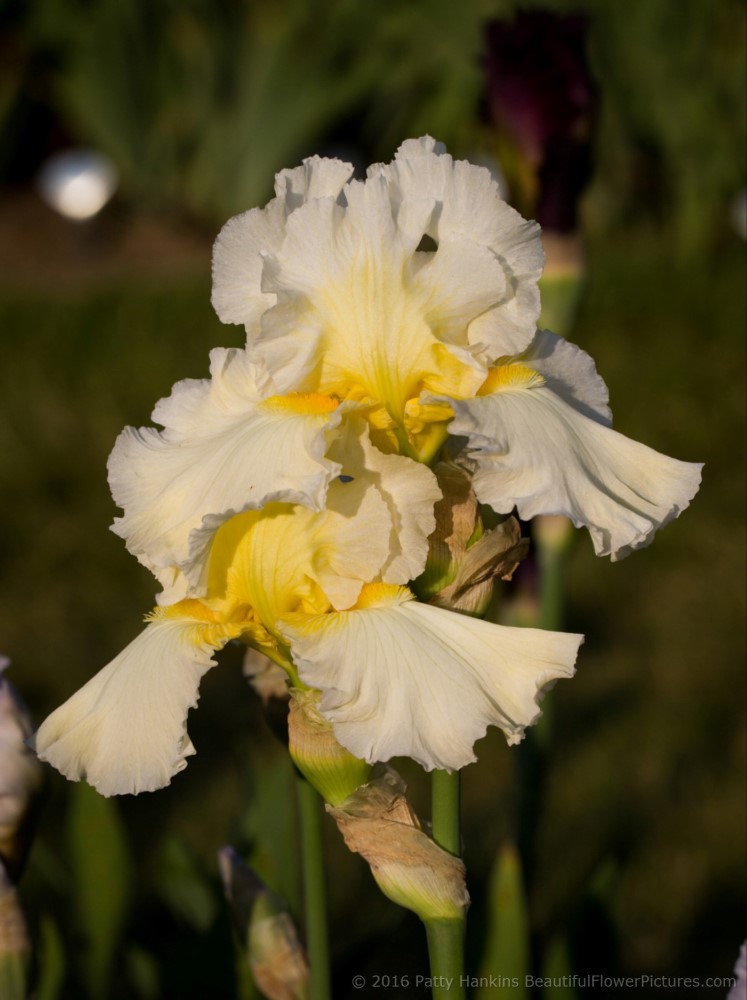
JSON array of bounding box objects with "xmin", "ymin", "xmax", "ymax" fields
[
  {"xmin": 477, "ymin": 363, "xmax": 545, "ymax": 397},
  {"xmin": 260, "ymin": 392, "xmax": 339, "ymax": 415},
  {"xmin": 305, "ymin": 256, "xmax": 482, "ymax": 455},
  {"xmin": 143, "ymin": 504, "xmax": 336, "ymax": 660},
  {"xmin": 143, "ymin": 490, "xmax": 394, "ymax": 682},
  {"xmin": 207, "ymin": 504, "xmax": 333, "ymax": 634},
  {"xmin": 352, "ymin": 582, "xmax": 414, "ymax": 610}
]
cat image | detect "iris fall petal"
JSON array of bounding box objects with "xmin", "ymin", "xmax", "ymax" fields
[
  {"xmin": 279, "ymin": 585, "xmax": 582, "ymax": 771},
  {"xmin": 446, "ymin": 332, "xmax": 703, "ymax": 559},
  {"xmin": 34, "ymin": 611, "xmax": 239, "ymax": 796}
]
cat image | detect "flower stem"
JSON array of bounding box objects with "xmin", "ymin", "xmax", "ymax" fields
[
  {"xmin": 296, "ymin": 775, "xmax": 331, "ymax": 1000},
  {"xmin": 537, "ymin": 534, "xmax": 566, "ymax": 633},
  {"xmin": 427, "ymin": 770, "xmax": 466, "ymax": 1000},
  {"xmin": 431, "ymin": 769, "xmax": 461, "ymax": 856},
  {"xmin": 424, "ymin": 919, "xmax": 466, "ymax": 998},
  {"xmin": 534, "ymin": 515, "xmax": 572, "ymax": 747}
]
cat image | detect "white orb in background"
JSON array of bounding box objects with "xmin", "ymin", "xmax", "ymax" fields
[{"xmin": 37, "ymin": 149, "xmax": 118, "ymax": 221}]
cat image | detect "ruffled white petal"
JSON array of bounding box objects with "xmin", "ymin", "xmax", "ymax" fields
[
  {"xmin": 211, "ymin": 155, "xmax": 353, "ymax": 328},
  {"xmin": 520, "ymin": 329, "xmax": 611, "ymax": 424},
  {"xmin": 329, "ymin": 416, "xmax": 441, "ymax": 583},
  {"xmin": 150, "ymin": 565, "xmax": 192, "ymax": 608},
  {"xmin": 370, "ymin": 135, "xmax": 544, "ymax": 356},
  {"xmin": 211, "ymin": 138, "xmax": 542, "ymax": 434},
  {"xmin": 279, "ymin": 586, "xmax": 582, "ymax": 771},
  {"xmin": 274, "ymin": 155, "xmax": 354, "ymax": 210},
  {"xmin": 412, "ymin": 236, "xmax": 507, "ymax": 347},
  {"xmin": 34, "ymin": 614, "xmax": 232, "ymax": 796},
  {"xmin": 108, "ymin": 347, "xmax": 348, "ymax": 585},
  {"xmin": 308, "ymin": 476, "xmax": 393, "ymax": 610},
  {"xmin": 211, "ymin": 198, "xmax": 285, "ymax": 327},
  {"xmin": 255, "ymin": 174, "xmax": 488, "ymax": 413},
  {"xmin": 446, "ymin": 335, "xmax": 703, "ymax": 560}
]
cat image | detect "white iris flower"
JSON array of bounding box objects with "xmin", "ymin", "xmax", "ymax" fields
[
  {"xmin": 214, "ymin": 135, "xmax": 702, "ymax": 559},
  {"xmin": 35, "ymin": 484, "xmax": 581, "ymax": 795},
  {"xmin": 35, "ymin": 136, "xmax": 699, "ymax": 796}
]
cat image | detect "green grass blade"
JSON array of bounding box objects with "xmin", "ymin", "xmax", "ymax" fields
[
  {"xmin": 67, "ymin": 783, "xmax": 132, "ymax": 999},
  {"xmin": 477, "ymin": 841, "xmax": 529, "ymax": 1000}
]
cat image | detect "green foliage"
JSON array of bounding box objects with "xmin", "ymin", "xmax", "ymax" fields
[
  {"xmin": 123, "ymin": 945, "xmax": 161, "ymax": 1000},
  {"xmin": 27, "ymin": 0, "xmax": 414, "ymax": 220},
  {"xmin": 3, "ymin": 0, "xmax": 744, "ymax": 253},
  {"xmin": 240, "ymin": 752, "xmax": 302, "ymax": 919},
  {"xmin": 154, "ymin": 838, "xmax": 217, "ymax": 933},
  {"xmin": 353, "ymin": 0, "xmax": 506, "ymax": 158},
  {"xmin": 585, "ymin": 0, "xmax": 746, "ymax": 253},
  {"xmin": 34, "ymin": 915, "xmax": 66, "ymax": 1000},
  {"xmin": 541, "ymin": 935, "xmax": 579, "ymax": 1000},
  {"xmin": 477, "ymin": 841, "xmax": 530, "ymax": 999},
  {"xmin": 66, "ymin": 782, "xmax": 133, "ymax": 998},
  {"xmin": 0, "ymin": 938, "xmax": 28, "ymax": 1000},
  {"xmin": 538, "ymin": 273, "xmax": 585, "ymax": 342}
]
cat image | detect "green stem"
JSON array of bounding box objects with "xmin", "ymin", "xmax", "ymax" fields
[
  {"xmin": 296, "ymin": 775, "xmax": 331, "ymax": 1000},
  {"xmin": 537, "ymin": 540, "xmax": 565, "ymax": 633},
  {"xmin": 428, "ymin": 770, "xmax": 466, "ymax": 1000},
  {"xmin": 425, "ymin": 919, "xmax": 466, "ymax": 998},
  {"xmin": 431, "ymin": 769, "xmax": 461, "ymax": 855},
  {"xmin": 535, "ymin": 528, "xmax": 570, "ymax": 746}
]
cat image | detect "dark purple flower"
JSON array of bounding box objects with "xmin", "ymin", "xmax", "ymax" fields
[{"xmin": 485, "ymin": 11, "xmax": 598, "ymax": 231}]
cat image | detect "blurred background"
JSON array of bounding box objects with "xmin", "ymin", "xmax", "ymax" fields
[{"xmin": 0, "ymin": 0, "xmax": 744, "ymax": 997}]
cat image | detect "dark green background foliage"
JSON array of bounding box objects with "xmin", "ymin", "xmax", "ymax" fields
[{"xmin": 0, "ymin": 0, "xmax": 744, "ymax": 997}]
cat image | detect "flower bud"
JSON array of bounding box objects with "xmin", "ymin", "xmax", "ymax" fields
[
  {"xmin": 328, "ymin": 769, "xmax": 469, "ymax": 923},
  {"xmin": 288, "ymin": 690, "xmax": 372, "ymax": 806},
  {"xmin": 219, "ymin": 847, "xmax": 309, "ymax": 1000},
  {"xmin": 0, "ymin": 658, "xmax": 42, "ymax": 878},
  {"xmin": 415, "ymin": 462, "xmax": 528, "ymax": 615}
]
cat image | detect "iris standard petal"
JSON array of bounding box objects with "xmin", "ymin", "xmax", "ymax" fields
[
  {"xmin": 370, "ymin": 135, "xmax": 545, "ymax": 356},
  {"xmin": 211, "ymin": 198, "xmax": 285, "ymax": 327},
  {"xmin": 211, "ymin": 155, "xmax": 353, "ymax": 327},
  {"xmin": 329, "ymin": 416, "xmax": 442, "ymax": 583},
  {"xmin": 258, "ymin": 177, "xmax": 486, "ymax": 417},
  {"xmin": 211, "ymin": 138, "xmax": 544, "ymax": 453}
]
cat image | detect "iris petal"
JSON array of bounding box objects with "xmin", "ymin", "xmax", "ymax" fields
[
  {"xmin": 34, "ymin": 610, "xmax": 239, "ymax": 796},
  {"xmin": 279, "ymin": 584, "xmax": 582, "ymax": 771},
  {"xmin": 445, "ymin": 331, "xmax": 702, "ymax": 559},
  {"xmin": 108, "ymin": 347, "xmax": 350, "ymax": 591}
]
